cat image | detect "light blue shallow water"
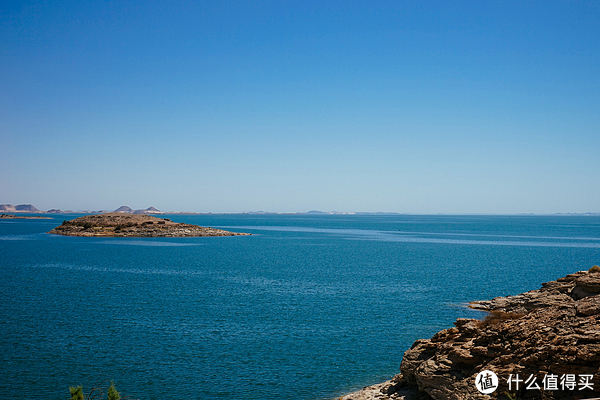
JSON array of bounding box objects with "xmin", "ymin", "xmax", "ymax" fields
[{"xmin": 1, "ymin": 214, "xmax": 599, "ymax": 399}]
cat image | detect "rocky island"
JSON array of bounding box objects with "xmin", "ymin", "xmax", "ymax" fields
[
  {"xmin": 341, "ymin": 267, "xmax": 600, "ymax": 400},
  {"xmin": 1, "ymin": 213, "xmax": 51, "ymax": 219},
  {"xmin": 48, "ymin": 213, "xmax": 251, "ymax": 237}
]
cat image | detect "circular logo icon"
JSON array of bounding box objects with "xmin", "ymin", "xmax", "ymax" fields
[{"xmin": 475, "ymin": 370, "xmax": 498, "ymax": 394}]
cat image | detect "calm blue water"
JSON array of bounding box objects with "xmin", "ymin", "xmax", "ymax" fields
[{"xmin": 1, "ymin": 214, "xmax": 599, "ymax": 399}]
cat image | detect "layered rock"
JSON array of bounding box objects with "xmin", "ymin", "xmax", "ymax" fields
[
  {"xmin": 48, "ymin": 213, "xmax": 250, "ymax": 237},
  {"xmin": 340, "ymin": 269, "xmax": 600, "ymax": 400}
]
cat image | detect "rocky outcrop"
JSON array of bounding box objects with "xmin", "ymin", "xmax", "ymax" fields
[
  {"xmin": 48, "ymin": 213, "xmax": 250, "ymax": 237},
  {"xmin": 340, "ymin": 269, "xmax": 600, "ymax": 400}
]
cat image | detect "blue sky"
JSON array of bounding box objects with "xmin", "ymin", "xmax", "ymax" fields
[{"xmin": 1, "ymin": 1, "xmax": 599, "ymax": 213}]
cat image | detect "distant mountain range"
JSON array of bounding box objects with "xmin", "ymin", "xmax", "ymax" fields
[
  {"xmin": 2, "ymin": 204, "xmax": 599, "ymax": 216},
  {"xmin": 0, "ymin": 204, "xmax": 42, "ymax": 213},
  {"xmin": 0, "ymin": 204, "xmax": 164, "ymax": 215},
  {"xmin": 113, "ymin": 205, "xmax": 162, "ymax": 214}
]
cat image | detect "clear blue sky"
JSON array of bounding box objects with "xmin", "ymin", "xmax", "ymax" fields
[{"xmin": 1, "ymin": 1, "xmax": 599, "ymax": 213}]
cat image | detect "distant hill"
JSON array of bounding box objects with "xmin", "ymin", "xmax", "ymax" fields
[
  {"xmin": 113, "ymin": 206, "xmax": 163, "ymax": 214},
  {"xmin": 0, "ymin": 204, "xmax": 164, "ymax": 214},
  {"xmin": 136, "ymin": 206, "xmax": 162, "ymax": 214},
  {"xmin": 0, "ymin": 204, "xmax": 41, "ymax": 213},
  {"xmin": 114, "ymin": 205, "xmax": 134, "ymax": 213}
]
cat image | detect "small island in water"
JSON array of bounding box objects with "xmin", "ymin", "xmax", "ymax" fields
[
  {"xmin": 48, "ymin": 213, "xmax": 251, "ymax": 237},
  {"xmin": 1, "ymin": 213, "xmax": 51, "ymax": 219}
]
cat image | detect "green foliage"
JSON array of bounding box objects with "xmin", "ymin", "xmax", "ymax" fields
[
  {"xmin": 69, "ymin": 386, "xmax": 84, "ymax": 400},
  {"xmin": 589, "ymin": 265, "xmax": 600, "ymax": 273},
  {"xmin": 107, "ymin": 381, "xmax": 120, "ymax": 400},
  {"xmin": 68, "ymin": 380, "xmax": 131, "ymax": 400}
]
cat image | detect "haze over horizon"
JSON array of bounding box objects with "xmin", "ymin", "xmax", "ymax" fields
[{"xmin": 2, "ymin": 1, "xmax": 599, "ymax": 214}]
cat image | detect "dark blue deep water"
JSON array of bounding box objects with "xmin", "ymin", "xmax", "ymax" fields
[{"xmin": 1, "ymin": 214, "xmax": 600, "ymax": 399}]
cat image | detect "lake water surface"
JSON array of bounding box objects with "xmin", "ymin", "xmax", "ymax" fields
[{"xmin": 1, "ymin": 214, "xmax": 599, "ymax": 399}]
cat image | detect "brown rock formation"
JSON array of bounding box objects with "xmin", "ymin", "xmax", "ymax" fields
[
  {"xmin": 340, "ymin": 269, "xmax": 600, "ymax": 400},
  {"xmin": 48, "ymin": 213, "xmax": 250, "ymax": 237}
]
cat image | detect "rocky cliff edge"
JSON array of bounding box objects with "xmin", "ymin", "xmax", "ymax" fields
[{"xmin": 340, "ymin": 268, "xmax": 600, "ymax": 400}]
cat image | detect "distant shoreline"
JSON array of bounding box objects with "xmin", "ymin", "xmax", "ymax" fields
[
  {"xmin": 2, "ymin": 204, "xmax": 599, "ymax": 216},
  {"xmin": 0, "ymin": 214, "xmax": 51, "ymax": 219}
]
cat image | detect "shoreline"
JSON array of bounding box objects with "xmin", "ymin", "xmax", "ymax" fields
[
  {"xmin": 0, "ymin": 213, "xmax": 51, "ymax": 219},
  {"xmin": 337, "ymin": 268, "xmax": 600, "ymax": 400}
]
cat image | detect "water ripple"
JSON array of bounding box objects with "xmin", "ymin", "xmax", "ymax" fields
[{"xmin": 226, "ymin": 226, "xmax": 600, "ymax": 248}]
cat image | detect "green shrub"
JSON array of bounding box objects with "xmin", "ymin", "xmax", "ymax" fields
[
  {"xmin": 589, "ymin": 265, "xmax": 600, "ymax": 273},
  {"xmin": 107, "ymin": 381, "xmax": 120, "ymax": 400},
  {"xmin": 69, "ymin": 386, "xmax": 83, "ymax": 400},
  {"xmin": 67, "ymin": 380, "xmax": 130, "ymax": 400}
]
